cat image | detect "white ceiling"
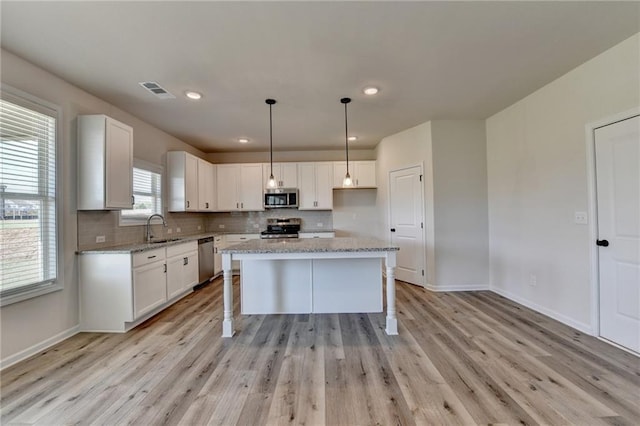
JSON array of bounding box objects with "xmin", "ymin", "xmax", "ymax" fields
[{"xmin": 1, "ymin": 1, "xmax": 638, "ymax": 153}]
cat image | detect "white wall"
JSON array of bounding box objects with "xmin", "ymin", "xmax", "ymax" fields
[
  {"xmin": 486, "ymin": 33, "xmax": 640, "ymax": 332},
  {"xmin": 375, "ymin": 122, "xmax": 436, "ymax": 286},
  {"xmin": 332, "ymin": 189, "xmax": 379, "ymax": 238},
  {"xmin": 431, "ymin": 121, "xmax": 489, "ymax": 289},
  {"xmin": 0, "ymin": 50, "xmax": 204, "ymax": 366}
]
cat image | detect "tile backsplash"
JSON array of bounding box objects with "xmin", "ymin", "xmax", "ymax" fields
[
  {"xmin": 77, "ymin": 211, "xmax": 208, "ymax": 250},
  {"xmin": 77, "ymin": 209, "xmax": 333, "ymax": 250},
  {"xmin": 206, "ymin": 210, "xmax": 333, "ymax": 234}
]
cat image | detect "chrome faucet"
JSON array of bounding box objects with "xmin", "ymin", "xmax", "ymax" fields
[{"xmin": 146, "ymin": 214, "xmax": 167, "ymax": 242}]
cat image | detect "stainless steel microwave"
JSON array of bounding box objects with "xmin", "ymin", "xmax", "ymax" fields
[{"xmin": 264, "ymin": 188, "xmax": 299, "ymax": 209}]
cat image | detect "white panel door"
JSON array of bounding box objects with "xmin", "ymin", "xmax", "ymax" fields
[
  {"xmin": 389, "ymin": 166, "xmax": 425, "ymax": 286},
  {"xmin": 595, "ymin": 115, "xmax": 640, "ymax": 353}
]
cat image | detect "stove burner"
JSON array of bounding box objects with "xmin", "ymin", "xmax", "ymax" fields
[{"xmin": 260, "ymin": 217, "xmax": 301, "ymax": 239}]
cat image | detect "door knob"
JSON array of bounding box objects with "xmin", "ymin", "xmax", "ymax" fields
[
  {"xmin": 390, "ymin": 228, "xmax": 396, "ymax": 232},
  {"xmin": 596, "ymin": 239, "xmax": 609, "ymax": 247}
]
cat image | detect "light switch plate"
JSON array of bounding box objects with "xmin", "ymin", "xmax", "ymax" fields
[
  {"xmin": 96, "ymin": 235, "xmax": 106, "ymax": 243},
  {"xmin": 574, "ymin": 211, "xmax": 588, "ymax": 225}
]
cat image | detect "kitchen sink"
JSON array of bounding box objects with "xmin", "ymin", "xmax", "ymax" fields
[{"xmin": 148, "ymin": 238, "xmax": 182, "ymax": 244}]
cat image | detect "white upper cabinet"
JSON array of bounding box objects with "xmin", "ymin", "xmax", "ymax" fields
[
  {"xmin": 77, "ymin": 115, "xmax": 133, "ymax": 210},
  {"xmin": 332, "ymin": 160, "xmax": 376, "ymax": 188},
  {"xmin": 197, "ymin": 159, "xmax": 216, "ymax": 211},
  {"xmin": 298, "ymin": 162, "xmax": 333, "ymax": 210},
  {"xmin": 167, "ymin": 152, "xmax": 216, "ymax": 212},
  {"xmin": 216, "ymin": 163, "xmax": 264, "ymax": 211},
  {"xmin": 263, "ymin": 162, "xmax": 298, "ymax": 188},
  {"xmin": 167, "ymin": 151, "xmax": 198, "ymax": 212}
]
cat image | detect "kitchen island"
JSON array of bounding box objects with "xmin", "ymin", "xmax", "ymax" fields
[{"xmin": 220, "ymin": 237, "xmax": 399, "ymax": 337}]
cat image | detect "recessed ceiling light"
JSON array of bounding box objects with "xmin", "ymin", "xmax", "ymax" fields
[
  {"xmin": 185, "ymin": 91, "xmax": 202, "ymax": 100},
  {"xmin": 238, "ymin": 138, "xmax": 249, "ymax": 144},
  {"xmin": 363, "ymin": 86, "xmax": 379, "ymax": 95},
  {"xmin": 348, "ymin": 136, "xmax": 358, "ymax": 142}
]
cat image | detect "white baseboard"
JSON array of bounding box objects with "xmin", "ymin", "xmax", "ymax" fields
[
  {"xmin": 424, "ymin": 283, "xmax": 490, "ymax": 292},
  {"xmin": 0, "ymin": 325, "xmax": 80, "ymax": 371},
  {"xmin": 490, "ymin": 287, "xmax": 593, "ymax": 335}
]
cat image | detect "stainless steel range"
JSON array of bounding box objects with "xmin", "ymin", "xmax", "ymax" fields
[{"xmin": 260, "ymin": 218, "xmax": 301, "ymax": 239}]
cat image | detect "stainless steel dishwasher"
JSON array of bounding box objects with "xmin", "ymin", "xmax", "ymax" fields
[{"xmin": 197, "ymin": 236, "xmax": 215, "ymax": 284}]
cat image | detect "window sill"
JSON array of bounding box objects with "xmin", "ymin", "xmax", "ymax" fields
[{"xmin": 0, "ymin": 282, "xmax": 63, "ymax": 307}]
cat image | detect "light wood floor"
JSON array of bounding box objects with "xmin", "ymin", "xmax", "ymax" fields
[{"xmin": 1, "ymin": 277, "xmax": 639, "ymax": 425}]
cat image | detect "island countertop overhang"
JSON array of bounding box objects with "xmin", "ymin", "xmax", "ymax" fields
[{"xmin": 220, "ymin": 237, "xmax": 399, "ymax": 255}]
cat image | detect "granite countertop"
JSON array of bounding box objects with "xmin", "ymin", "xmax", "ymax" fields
[
  {"xmin": 220, "ymin": 237, "xmax": 398, "ymax": 254},
  {"xmin": 77, "ymin": 230, "xmax": 337, "ymax": 255},
  {"xmin": 77, "ymin": 232, "xmax": 223, "ymax": 254}
]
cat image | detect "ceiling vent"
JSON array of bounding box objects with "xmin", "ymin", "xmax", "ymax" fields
[{"xmin": 138, "ymin": 81, "xmax": 175, "ymax": 99}]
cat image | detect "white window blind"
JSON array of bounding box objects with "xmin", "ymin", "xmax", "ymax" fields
[
  {"xmin": 120, "ymin": 163, "xmax": 162, "ymax": 224},
  {"xmin": 0, "ymin": 94, "xmax": 58, "ymax": 301}
]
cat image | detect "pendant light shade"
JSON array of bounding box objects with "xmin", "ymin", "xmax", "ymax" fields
[
  {"xmin": 266, "ymin": 98, "xmax": 277, "ymax": 188},
  {"xmin": 341, "ymin": 97, "xmax": 353, "ymax": 187}
]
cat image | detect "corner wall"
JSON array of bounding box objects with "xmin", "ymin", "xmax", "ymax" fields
[
  {"xmin": 0, "ymin": 49, "xmax": 204, "ymax": 366},
  {"xmin": 486, "ymin": 33, "xmax": 640, "ymax": 332},
  {"xmin": 431, "ymin": 121, "xmax": 489, "ymax": 289}
]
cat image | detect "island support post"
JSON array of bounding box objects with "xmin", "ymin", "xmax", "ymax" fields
[{"xmin": 222, "ymin": 252, "xmax": 235, "ymax": 337}]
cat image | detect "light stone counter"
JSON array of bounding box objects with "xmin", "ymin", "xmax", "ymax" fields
[
  {"xmin": 220, "ymin": 237, "xmax": 399, "ymax": 338},
  {"xmin": 221, "ymin": 237, "xmax": 398, "ymax": 255}
]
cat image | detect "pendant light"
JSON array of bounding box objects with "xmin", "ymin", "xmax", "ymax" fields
[
  {"xmin": 266, "ymin": 98, "xmax": 277, "ymax": 188},
  {"xmin": 341, "ymin": 97, "xmax": 353, "ymax": 187}
]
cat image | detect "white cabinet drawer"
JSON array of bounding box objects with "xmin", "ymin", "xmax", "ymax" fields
[
  {"xmin": 166, "ymin": 241, "xmax": 197, "ymax": 257},
  {"xmin": 299, "ymin": 232, "xmax": 335, "ymax": 239},
  {"xmin": 225, "ymin": 234, "xmax": 260, "ymax": 243},
  {"xmin": 132, "ymin": 248, "xmax": 166, "ymax": 267}
]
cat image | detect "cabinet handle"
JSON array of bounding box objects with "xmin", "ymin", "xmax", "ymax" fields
[
  {"xmin": 163, "ymin": 264, "xmax": 167, "ymax": 273},
  {"xmin": 187, "ymin": 200, "xmax": 190, "ymax": 208},
  {"xmin": 183, "ymin": 257, "xmax": 188, "ymax": 265},
  {"xmin": 205, "ymin": 202, "xmax": 209, "ymax": 209},
  {"xmin": 236, "ymin": 202, "xmax": 239, "ymax": 208},
  {"xmin": 131, "ymin": 195, "xmax": 135, "ymax": 206},
  {"xmin": 147, "ymin": 255, "xmax": 157, "ymax": 259},
  {"xmin": 241, "ymin": 202, "xmax": 244, "ymax": 208}
]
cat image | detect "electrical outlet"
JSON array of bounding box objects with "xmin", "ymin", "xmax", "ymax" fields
[
  {"xmin": 197, "ymin": 225, "xmax": 202, "ymax": 230},
  {"xmin": 253, "ymin": 224, "xmax": 259, "ymax": 229},
  {"xmin": 167, "ymin": 228, "xmax": 172, "ymax": 234},
  {"xmin": 219, "ymin": 224, "xmax": 225, "ymax": 229},
  {"xmin": 95, "ymin": 235, "xmax": 106, "ymax": 243},
  {"xmin": 529, "ymin": 274, "xmax": 537, "ymax": 286},
  {"xmin": 317, "ymin": 223, "xmax": 324, "ymax": 227},
  {"xmin": 176, "ymin": 227, "xmax": 181, "ymax": 233},
  {"xmin": 574, "ymin": 211, "xmax": 588, "ymax": 225}
]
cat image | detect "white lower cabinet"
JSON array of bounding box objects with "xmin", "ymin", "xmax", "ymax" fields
[
  {"xmin": 79, "ymin": 241, "xmax": 199, "ymax": 332},
  {"xmin": 133, "ymin": 258, "xmax": 167, "ymax": 318},
  {"xmin": 166, "ymin": 241, "xmax": 198, "ymax": 299}
]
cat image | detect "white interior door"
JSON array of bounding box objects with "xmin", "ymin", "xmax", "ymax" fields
[
  {"xmin": 595, "ymin": 115, "xmax": 640, "ymax": 354},
  {"xmin": 389, "ymin": 166, "xmax": 425, "ymax": 286}
]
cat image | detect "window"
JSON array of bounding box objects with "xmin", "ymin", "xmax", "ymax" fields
[
  {"xmin": 0, "ymin": 88, "xmax": 60, "ymax": 305},
  {"xmin": 119, "ymin": 160, "xmax": 163, "ymax": 226}
]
